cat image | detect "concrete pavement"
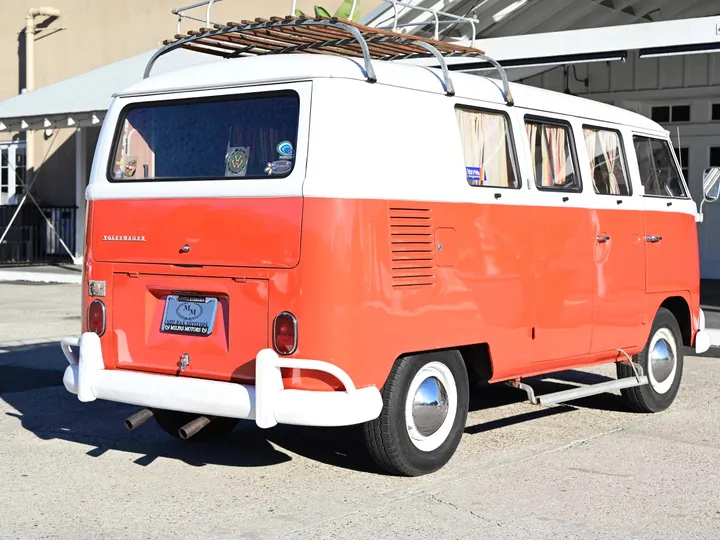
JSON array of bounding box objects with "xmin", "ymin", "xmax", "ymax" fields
[{"xmin": 1, "ymin": 282, "xmax": 719, "ymax": 540}]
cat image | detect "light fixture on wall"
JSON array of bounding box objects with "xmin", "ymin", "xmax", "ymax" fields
[{"xmin": 639, "ymin": 42, "xmax": 720, "ymax": 59}]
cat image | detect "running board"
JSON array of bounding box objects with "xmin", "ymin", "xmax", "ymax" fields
[{"xmin": 506, "ymin": 375, "xmax": 648, "ymax": 407}]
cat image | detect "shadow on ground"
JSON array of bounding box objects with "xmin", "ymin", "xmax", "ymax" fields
[{"xmin": 0, "ymin": 340, "xmax": 686, "ymax": 474}]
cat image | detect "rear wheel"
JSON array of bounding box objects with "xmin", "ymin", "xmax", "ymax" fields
[
  {"xmin": 152, "ymin": 409, "xmax": 239, "ymax": 441},
  {"xmin": 363, "ymin": 350, "xmax": 469, "ymax": 476},
  {"xmin": 617, "ymin": 307, "xmax": 684, "ymax": 413}
]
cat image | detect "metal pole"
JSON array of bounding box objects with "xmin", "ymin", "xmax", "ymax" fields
[{"xmin": 74, "ymin": 128, "xmax": 86, "ymax": 262}]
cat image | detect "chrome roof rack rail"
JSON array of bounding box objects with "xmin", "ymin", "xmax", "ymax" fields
[
  {"xmin": 148, "ymin": 10, "xmax": 513, "ymax": 105},
  {"xmin": 376, "ymin": 0, "xmax": 479, "ymax": 48},
  {"xmin": 172, "ymin": 0, "xmax": 224, "ymax": 35}
]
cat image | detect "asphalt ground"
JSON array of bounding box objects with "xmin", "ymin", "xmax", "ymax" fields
[{"xmin": 1, "ymin": 282, "xmax": 719, "ymax": 540}]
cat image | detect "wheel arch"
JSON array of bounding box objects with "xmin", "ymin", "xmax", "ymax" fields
[
  {"xmin": 659, "ymin": 296, "xmax": 692, "ymax": 347},
  {"xmin": 394, "ymin": 343, "xmax": 493, "ymax": 386}
]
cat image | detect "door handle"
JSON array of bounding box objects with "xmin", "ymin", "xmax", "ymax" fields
[
  {"xmin": 645, "ymin": 235, "xmax": 663, "ymax": 243},
  {"xmin": 596, "ymin": 235, "xmax": 610, "ymax": 243}
]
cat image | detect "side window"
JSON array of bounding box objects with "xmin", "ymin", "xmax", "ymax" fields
[
  {"xmin": 525, "ymin": 119, "xmax": 580, "ymax": 191},
  {"xmin": 455, "ymin": 107, "xmax": 519, "ymax": 188},
  {"xmin": 582, "ymin": 127, "xmax": 631, "ymax": 196},
  {"xmin": 633, "ymin": 136, "xmax": 689, "ymax": 198}
]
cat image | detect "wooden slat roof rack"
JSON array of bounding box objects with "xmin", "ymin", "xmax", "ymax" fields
[{"xmin": 144, "ymin": 14, "xmax": 514, "ymax": 105}]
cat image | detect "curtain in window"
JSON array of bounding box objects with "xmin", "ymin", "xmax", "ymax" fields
[
  {"xmin": 545, "ymin": 126, "xmax": 568, "ymax": 186},
  {"xmin": 527, "ymin": 123, "xmax": 569, "ymax": 187},
  {"xmin": 597, "ymin": 130, "xmax": 621, "ymax": 195},
  {"xmin": 584, "ymin": 128, "xmax": 625, "ymax": 195},
  {"xmin": 456, "ymin": 109, "xmax": 511, "ymax": 187}
]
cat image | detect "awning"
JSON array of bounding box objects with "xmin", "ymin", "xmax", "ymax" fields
[{"xmin": 0, "ymin": 47, "xmax": 220, "ymax": 133}]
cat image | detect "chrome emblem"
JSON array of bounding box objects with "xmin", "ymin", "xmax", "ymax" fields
[{"xmin": 102, "ymin": 235, "xmax": 146, "ymax": 242}]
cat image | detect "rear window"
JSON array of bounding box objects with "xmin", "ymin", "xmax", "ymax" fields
[{"xmin": 108, "ymin": 91, "xmax": 300, "ymax": 182}]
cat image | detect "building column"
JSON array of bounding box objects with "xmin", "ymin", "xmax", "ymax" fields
[{"xmin": 74, "ymin": 128, "xmax": 86, "ymax": 264}]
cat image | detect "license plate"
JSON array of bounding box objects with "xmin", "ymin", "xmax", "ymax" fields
[{"xmin": 160, "ymin": 295, "xmax": 218, "ymax": 336}]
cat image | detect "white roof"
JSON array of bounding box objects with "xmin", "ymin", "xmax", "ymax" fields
[
  {"xmin": 115, "ymin": 53, "xmax": 662, "ymax": 133},
  {"xmin": 0, "ymin": 47, "xmax": 220, "ymax": 132}
]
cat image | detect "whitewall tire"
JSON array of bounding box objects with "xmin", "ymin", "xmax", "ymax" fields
[
  {"xmin": 363, "ymin": 350, "xmax": 469, "ymax": 476},
  {"xmin": 617, "ymin": 307, "xmax": 684, "ymax": 413}
]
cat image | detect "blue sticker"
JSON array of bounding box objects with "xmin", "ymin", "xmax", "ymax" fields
[
  {"xmin": 466, "ymin": 166, "xmax": 486, "ymax": 184},
  {"xmin": 265, "ymin": 160, "xmax": 293, "ymax": 176},
  {"xmin": 276, "ymin": 141, "xmax": 294, "ymax": 159}
]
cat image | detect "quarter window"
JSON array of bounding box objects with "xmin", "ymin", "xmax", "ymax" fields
[
  {"xmin": 455, "ymin": 107, "xmax": 519, "ymax": 188},
  {"xmin": 582, "ymin": 127, "xmax": 631, "ymax": 196},
  {"xmin": 525, "ymin": 119, "xmax": 580, "ymax": 191},
  {"xmin": 633, "ymin": 136, "xmax": 689, "ymax": 198}
]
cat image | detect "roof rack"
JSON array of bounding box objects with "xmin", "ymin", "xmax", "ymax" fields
[
  {"xmin": 375, "ymin": 1, "xmax": 479, "ymax": 47},
  {"xmin": 146, "ymin": 7, "xmax": 514, "ymax": 105}
]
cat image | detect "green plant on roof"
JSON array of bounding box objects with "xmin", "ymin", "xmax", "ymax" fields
[{"xmin": 295, "ymin": 0, "xmax": 361, "ymax": 22}]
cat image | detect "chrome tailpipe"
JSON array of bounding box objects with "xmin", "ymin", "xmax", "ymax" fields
[
  {"xmin": 124, "ymin": 408, "xmax": 154, "ymax": 430},
  {"xmin": 178, "ymin": 415, "xmax": 212, "ymax": 439}
]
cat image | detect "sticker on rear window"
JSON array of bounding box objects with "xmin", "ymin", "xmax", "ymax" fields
[
  {"xmin": 277, "ymin": 141, "xmax": 294, "ymax": 159},
  {"xmin": 265, "ymin": 160, "xmax": 293, "ymax": 176},
  {"xmin": 226, "ymin": 146, "xmax": 250, "ymax": 176}
]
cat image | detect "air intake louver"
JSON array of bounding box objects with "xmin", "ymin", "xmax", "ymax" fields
[{"xmin": 389, "ymin": 207, "xmax": 436, "ymax": 288}]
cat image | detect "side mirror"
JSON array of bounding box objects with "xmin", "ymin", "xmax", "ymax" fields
[{"xmin": 703, "ymin": 167, "xmax": 720, "ymax": 202}]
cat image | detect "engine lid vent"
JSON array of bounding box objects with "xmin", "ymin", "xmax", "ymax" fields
[{"xmin": 389, "ymin": 206, "xmax": 436, "ymax": 288}]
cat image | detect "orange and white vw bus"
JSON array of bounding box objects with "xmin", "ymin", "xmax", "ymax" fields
[{"xmin": 60, "ymin": 16, "xmax": 720, "ymax": 476}]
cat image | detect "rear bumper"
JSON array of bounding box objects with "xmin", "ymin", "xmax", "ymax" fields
[
  {"xmin": 60, "ymin": 333, "xmax": 383, "ymax": 428},
  {"xmin": 695, "ymin": 308, "xmax": 712, "ymax": 354}
]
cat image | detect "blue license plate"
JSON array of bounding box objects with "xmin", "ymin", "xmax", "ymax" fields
[{"xmin": 160, "ymin": 295, "xmax": 219, "ymax": 336}]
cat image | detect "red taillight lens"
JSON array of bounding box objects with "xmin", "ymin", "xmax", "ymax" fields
[
  {"xmin": 273, "ymin": 312, "xmax": 297, "ymax": 355},
  {"xmin": 87, "ymin": 300, "xmax": 106, "ymax": 336}
]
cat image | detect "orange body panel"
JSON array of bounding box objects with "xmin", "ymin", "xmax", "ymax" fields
[
  {"xmin": 84, "ymin": 195, "xmax": 700, "ymax": 392},
  {"xmin": 92, "ymin": 198, "xmax": 302, "ymax": 268},
  {"xmin": 590, "ymin": 207, "xmax": 647, "ymax": 352}
]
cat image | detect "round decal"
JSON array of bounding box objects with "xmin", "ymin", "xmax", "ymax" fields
[{"xmin": 276, "ymin": 141, "xmax": 294, "ymax": 158}]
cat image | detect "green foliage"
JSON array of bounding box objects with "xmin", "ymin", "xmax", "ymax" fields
[
  {"xmin": 295, "ymin": 1, "xmax": 361, "ymax": 22},
  {"xmin": 333, "ymin": 0, "xmax": 361, "ymax": 21},
  {"xmin": 314, "ymin": 6, "xmax": 332, "ymax": 17}
]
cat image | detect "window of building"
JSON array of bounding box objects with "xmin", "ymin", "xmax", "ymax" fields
[
  {"xmin": 674, "ymin": 147, "xmax": 689, "ymax": 180},
  {"xmin": 633, "ymin": 136, "xmax": 689, "ymax": 198},
  {"xmin": 526, "ymin": 119, "xmax": 580, "ymax": 192},
  {"xmin": 651, "ymin": 105, "xmax": 691, "ymax": 123},
  {"xmin": 710, "ymin": 147, "xmax": 720, "ymax": 167},
  {"xmin": 582, "ymin": 127, "xmax": 631, "ymax": 196},
  {"xmin": 455, "ymin": 107, "xmax": 519, "ymax": 188},
  {"xmin": 712, "ymin": 104, "xmax": 720, "ymax": 121},
  {"xmin": 15, "ymin": 147, "xmax": 26, "ymax": 189},
  {"xmin": 0, "ymin": 149, "xmax": 7, "ymax": 194},
  {"xmin": 651, "ymin": 106, "xmax": 670, "ymax": 123}
]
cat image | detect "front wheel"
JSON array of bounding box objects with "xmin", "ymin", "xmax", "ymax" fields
[
  {"xmin": 363, "ymin": 350, "xmax": 469, "ymax": 476},
  {"xmin": 617, "ymin": 307, "xmax": 684, "ymax": 413}
]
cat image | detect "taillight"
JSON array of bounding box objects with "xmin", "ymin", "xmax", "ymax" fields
[
  {"xmin": 87, "ymin": 300, "xmax": 106, "ymax": 336},
  {"xmin": 273, "ymin": 312, "xmax": 297, "ymax": 355}
]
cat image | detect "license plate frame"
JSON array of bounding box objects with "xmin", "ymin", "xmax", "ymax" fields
[{"xmin": 160, "ymin": 294, "xmax": 219, "ymax": 337}]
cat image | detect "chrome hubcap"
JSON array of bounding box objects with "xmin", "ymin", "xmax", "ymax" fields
[
  {"xmin": 650, "ymin": 338, "xmax": 675, "ymax": 384},
  {"xmin": 412, "ymin": 376, "xmax": 449, "ymax": 437}
]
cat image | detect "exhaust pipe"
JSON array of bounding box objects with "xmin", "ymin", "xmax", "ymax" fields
[
  {"xmin": 178, "ymin": 415, "xmax": 212, "ymax": 439},
  {"xmin": 124, "ymin": 408, "xmax": 154, "ymax": 430}
]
